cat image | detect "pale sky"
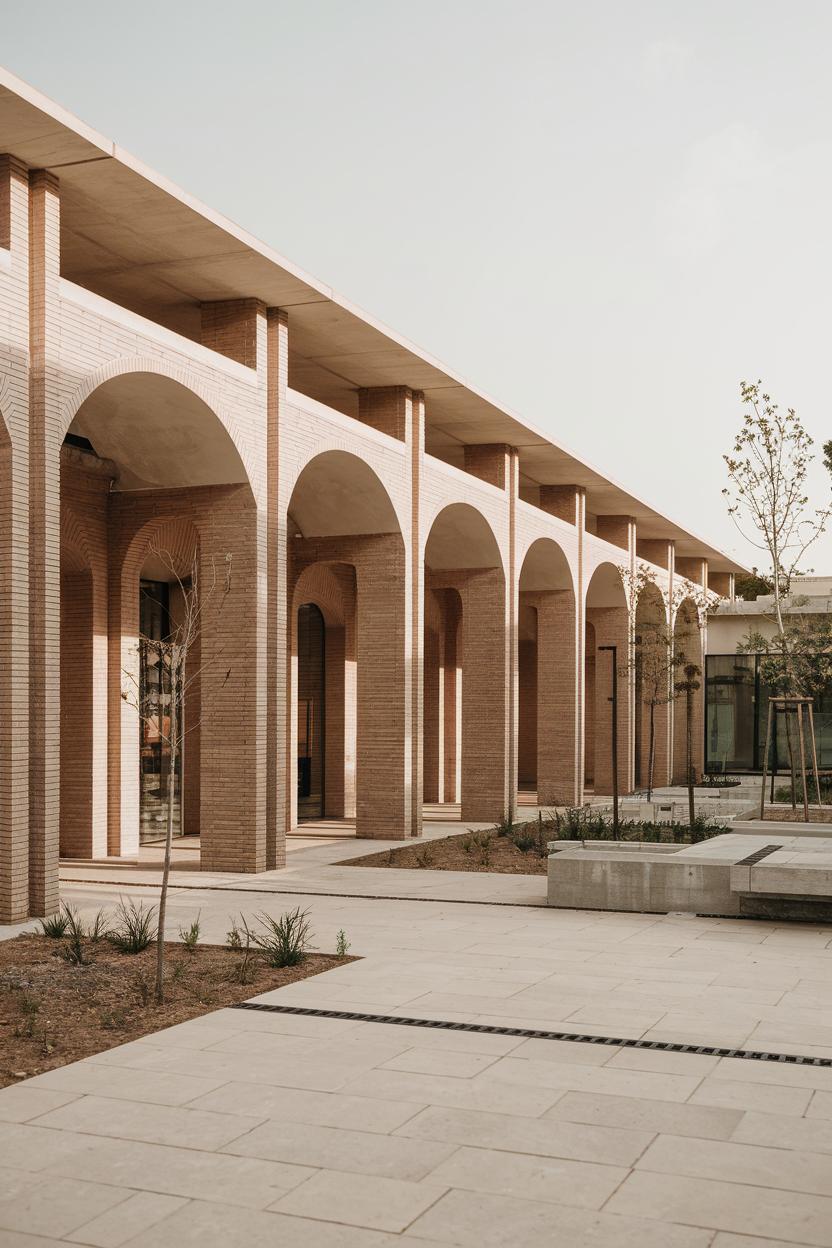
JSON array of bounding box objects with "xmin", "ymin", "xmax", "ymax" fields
[{"xmin": 4, "ymin": 0, "xmax": 832, "ymax": 571}]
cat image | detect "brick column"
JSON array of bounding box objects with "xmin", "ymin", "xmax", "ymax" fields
[
  {"xmin": 198, "ymin": 489, "xmax": 267, "ymax": 872},
  {"xmin": 28, "ymin": 169, "xmax": 61, "ymax": 916},
  {"xmin": 423, "ymin": 590, "xmax": 442, "ymax": 803},
  {"xmin": 460, "ymin": 567, "xmax": 510, "ymax": 820},
  {"xmin": 536, "ymin": 590, "xmax": 579, "ymax": 804},
  {"xmin": 539, "ymin": 484, "xmax": 584, "ymax": 805},
  {"xmin": 355, "ymin": 534, "xmax": 409, "ymax": 837},
  {"xmin": 0, "ymin": 156, "xmax": 31, "ymax": 921},
  {"xmin": 408, "ymin": 392, "xmax": 424, "ymax": 837},
  {"xmin": 266, "ymin": 307, "xmax": 288, "ymax": 867},
  {"xmin": 443, "ymin": 591, "xmax": 462, "ymax": 803},
  {"xmin": 709, "ymin": 571, "xmax": 734, "ymax": 599}
]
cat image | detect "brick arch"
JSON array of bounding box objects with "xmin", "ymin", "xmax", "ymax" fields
[
  {"xmin": 287, "ymin": 448, "xmax": 404, "ymax": 539},
  {"xmin": 290, "ymin": 563, "xmax": 358, "ymax": 822},
  {"xmin": 672, "ymin": 596, "xmax": 705, "ymax": 784},
  {"xmin": 60, "ymin": 357, "xmax": 256, "ymax": 495},
  {"xmin": 584, "ymin": 560, "xmax": 627, "ymax": 610},
  {"xmin": 585, "ymin": 561, "xmax": 631, "ymax": 795},
  {"xmin": 518, "ymin": 537, "xmax": 579, "ymax": 805},
  {"xmin": 111, "ymin": 516, "xmax": 202, "ymax": 857},
  {"xmin": 423, "ymin": 585, "xmax": 463, "ymax": 805},
  {"xmin": 517, "ymin": 534, "xmax": 575, "ymax": 596},
  {"xmin": 424, "ymin": 503, "xmax": 509, "ymax": 820},
  {"xmin": 634, "ymin": 581, "xmax": 672, "ymax": 792},
  {"xmin": 423, "ymin": 501, "xmax": 504, "ymax": 574}
]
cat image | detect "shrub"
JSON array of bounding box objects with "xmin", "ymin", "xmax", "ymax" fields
[
  {"xmin": 179, "ymin": 914, "xmax": 201, "ymax": 952},
  {"xmin": 87, "ymin": 911, "xmax": 109, "ymax": 942},
  {"xmin": 39, "ymin": 911, "xmax": 69, "ymax": 939},
  {"xmin": 243, "ymin": 907, "xmax": 312, "ymax": 968},
  {"xmin": 109, "ymin": 899, "xmax": 157, "ymax": 954},
  {"xmin": 61, "ymin": 905, "xmax": 90, "ymax": 966},
  {"xmin": 415, "ymin": 845, "xmax": 434, "ymax": 868},
  {"xmin": 336, "ymin": 929, "xmax": 350, "ymax": 957},
  {"xmin": 774, "ymin": 776, "xmax": 832, "ymax": 805},
  {"xmin": 494, "ymin": 812, "xmax": 515, "ymax": 838}
]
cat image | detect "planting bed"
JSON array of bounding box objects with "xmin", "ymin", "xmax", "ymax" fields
[
  {"xmin": 343, "ymin": 815, "xmax": 723, "ymax": 876},
  {"xmin": 0, "ymin": 935, "xmax": 351, "ymax": 1089}
]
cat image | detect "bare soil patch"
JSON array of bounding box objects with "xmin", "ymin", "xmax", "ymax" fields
[
  {"xmin": 341, "ymin": 832, "xmax": 548, "ymax": 875},
  {"xmin": 0, "ymin": 935, "xmax": 352, "ymax": 1089}
]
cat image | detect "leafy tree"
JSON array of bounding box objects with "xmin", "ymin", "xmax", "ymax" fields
[
  {"xmin": 723, "ymin": 381, "xmax": 830, "ymax": 634},
  {"xmin": 724, "ymin": 381, "xmax": 831, "ymax": 808},
  {"xmin": 734, "ymin": 568, "xmax": 773, "ymax": 601}
]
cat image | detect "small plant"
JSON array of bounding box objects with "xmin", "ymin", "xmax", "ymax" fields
[
  {"xmin": 472, "ymin": 832, "xmax": 492, "ymax": 866},
  {"xmin": 494, "ymin": 812, "xmax": 515, "ymax": 838},
  {"xmin": 336, "ymin": 929, "xmax": 350, "ymax": 957},
  {"xmin": 134, "ymin": 970, "xmax": 152, "ymax": 1007},
  {"xmin": 242, "ymin": 907, "xmax": 312, "ymax": 968},
  {"xmin": 512, "ymin": 833, "xmax": 537, "ymax": 853},
  {"xmin": 179, "ymin": 913, "xmax": 201, "ymax": 952},
  {"xmin": 87, "ymin": 911, "xmax": 109, "ymax": 942},
  {"xmin": 16, "ymin": 991, "xmax": 41, "ymax": 1038},
  {"xmin": 39, "ymin": 911, "xmax": 69, "ymax": 939},
  {"xmin": 415, "ymin": 845, "xmax": 434, "ymax": 868},
  {"xmin": 109, "ymin": 899, "xmax": 157, "ymax": 954},
  {"xmin": 61, "ymin": 905, "xmax": 90, "ymax": 966},
  {"xmin": 461, "ymin": 835, "xmax": 474, "ymax": 853},
  {"xmin": 226, "ymin": 918, "xmax": 242, "ymax": 951}
]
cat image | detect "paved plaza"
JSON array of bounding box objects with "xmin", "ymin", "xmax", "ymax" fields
[{"xmin": 2, "ymin": 831, "xmax": 832, "ymax": 1246}]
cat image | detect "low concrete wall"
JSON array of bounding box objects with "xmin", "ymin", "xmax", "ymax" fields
[{"xmin": 547, "ymin": 848, "xmax": 740, "ymax": 915}]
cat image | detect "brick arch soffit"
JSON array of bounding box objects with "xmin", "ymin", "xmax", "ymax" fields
[
  {"xmin": 672, "ymin": 595, "xmax": 704, "ymax": 654},
  {"xmin": 286, "ymin": 446, "xmax": 407, "ymax": 539},
  {"xmin": 59, "ymin": 357, "xmax": 257, "ymax": 497},
  {"xmin": 292, "ymin": 562, "xmax": 355, "ymax": 631},
  {"xmin": 584, "ymin": 559, "xmax": 628, "ymax": 611},
  {"xmin": 122, "ymin": 516, "xmax": 201, "ymax": 588},
  {"xmin": 517, "ymin": 535, "xmax": 576, "ymax": 600},
  {"xmin": 422, "ymin": 500, "xmax": 506, "ymax": 578},
  {"xmin": 635, "ymin": 581, "xmax": 670, "ymax": 631}
]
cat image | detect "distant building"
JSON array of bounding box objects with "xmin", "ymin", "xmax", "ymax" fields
[{"xmin": 705, "ymin": 578, "xmax": 832, "ymax": 775}]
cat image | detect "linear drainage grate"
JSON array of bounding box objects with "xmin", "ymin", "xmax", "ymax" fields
[
  {"xmin": 736, "ymin": 844, "xmax": 783, "ymax": 867},
  {"xmin": 230, "ymin": 1002, "xmax": 832, "ymax": 1067}
]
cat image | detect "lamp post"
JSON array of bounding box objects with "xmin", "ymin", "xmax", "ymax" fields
[{"xmin": 598, "ymin": 644, "xmax": 619, "ymax": 837}]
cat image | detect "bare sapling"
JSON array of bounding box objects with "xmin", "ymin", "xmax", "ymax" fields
[{"xmin": 124, "ymin": 549, "xmax": 232, "ymax": 1002}]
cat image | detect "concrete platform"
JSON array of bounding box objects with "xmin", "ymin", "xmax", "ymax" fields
[{"xmin": 548, "ymin": 833, "xmax": 832, "ymax": 919}]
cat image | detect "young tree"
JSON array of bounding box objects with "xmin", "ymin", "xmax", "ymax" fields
[
  {"xmin": 723, "ymin": 381, "xmax": 830, "ymax": 631},
  {"xmin": 724, "ymin": 381, "xmax": 831, "ymax": 807},
  {"xmin": 623, "ymin": 564, "xmax": 674, "ymax": 801},
  {"xmin": 125, "ymin": 549, "xmax": 232, "ymax": 1002},
  {"xmin": 675, "ymin": 661, "xmax": 702, "ymax": 828}
]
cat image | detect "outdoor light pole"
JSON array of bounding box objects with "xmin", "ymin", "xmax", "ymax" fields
[{"xmin": 598, "ymin": 645, "xmax": 619, "ymax": 837}]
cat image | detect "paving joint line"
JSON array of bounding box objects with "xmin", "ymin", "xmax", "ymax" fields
[
  {"xmin": 59, "ymin": 877, "xmax": 545, "ymax": 907},
  {"xmin": 229, "ymin": 1001, "xmax": 832, "ymax": 1067}
]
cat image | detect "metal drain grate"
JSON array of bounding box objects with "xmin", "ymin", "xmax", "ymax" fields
[
  {"xmin": 736, "ymin": 844, "xmax": 783, "ymax": 867},
  {"xmin": 230, "ymin": 1002, "xmax": 832, "ymax": 1067}
]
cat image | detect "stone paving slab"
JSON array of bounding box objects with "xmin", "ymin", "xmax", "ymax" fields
[{"xmin": 2, "ymin": 839, "xmax": 832, "ymax": 1244}]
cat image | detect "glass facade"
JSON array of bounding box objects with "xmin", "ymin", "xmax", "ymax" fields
[
  {"xmin": 297, "ymin": 603, "xmax": 325, "ymax": 819},
  {"xmin": 705, "ymin": 653, "xmax": 832, "ymax": 773},
  {"xmin": 138, "ymin": 580, "xmax": 183, "ymax": 843}
]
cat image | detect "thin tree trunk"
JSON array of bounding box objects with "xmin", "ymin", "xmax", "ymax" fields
[
  {"xmin": 784, "ymin": 710, "xmax": 797, "ymax": 810},
  {"xmin": 155, "ymin": 650, "xmax": 178, "ymax": 1004},
  {"xmin": 647, "ymin": 701, "xmax": 656, "ymax": 802},
  {"xmin": 686, "ymin": 686, "xmax": 695, "ymax": 828}
]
